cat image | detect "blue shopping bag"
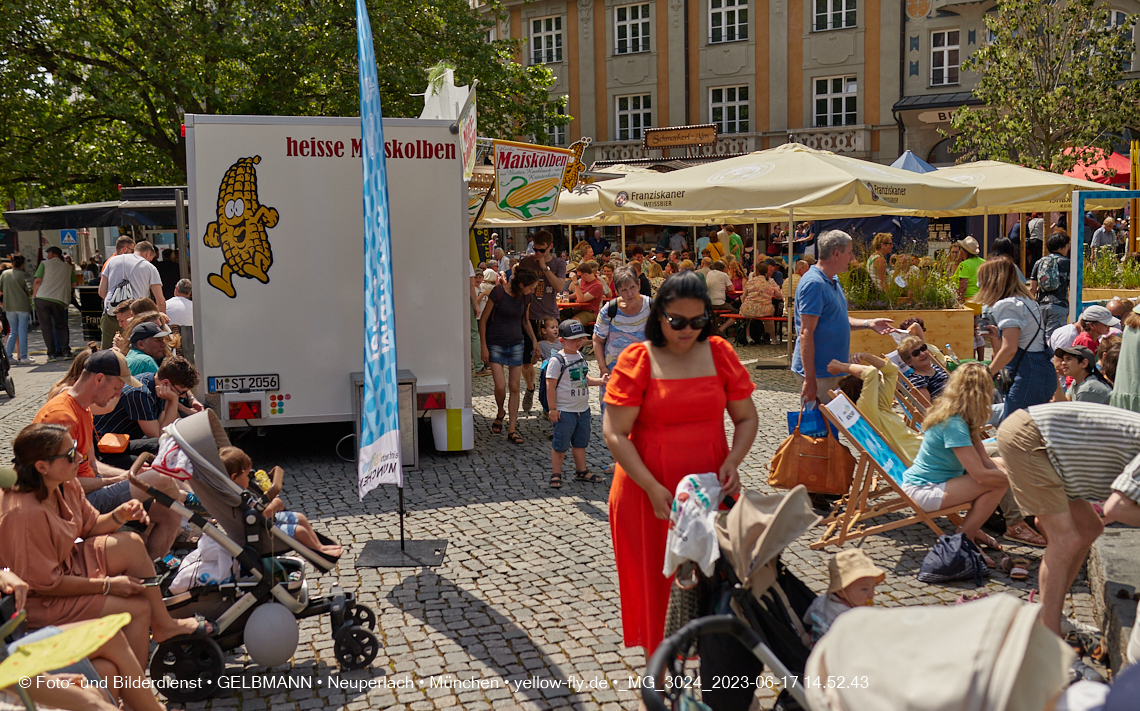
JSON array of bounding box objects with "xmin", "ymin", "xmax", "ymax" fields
[{"xmin": 788, "ymin": 407, "xmax": 838, "ymax": 439}]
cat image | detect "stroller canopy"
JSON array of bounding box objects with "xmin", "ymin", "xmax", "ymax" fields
[{"xmin": 716, "ymin": 486, "xmax": 821, "ymax": 598}]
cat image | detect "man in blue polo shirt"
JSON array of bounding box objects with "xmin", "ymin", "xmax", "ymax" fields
[{"xmin": 792, "ymin": 230, "xmax": 893, "ymax": 403}]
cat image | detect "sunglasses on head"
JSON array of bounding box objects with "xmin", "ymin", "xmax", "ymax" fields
[
  {"xmin": 909, "ymin": 344, "xmax": 928, "ymax": 359},
  {"xmin": 43, "ymin": 442, "xmax": 82, "ymax": 464},
  {"xmin": 664, "ymin": 312, "xmax": 710, "ymax": 331}
]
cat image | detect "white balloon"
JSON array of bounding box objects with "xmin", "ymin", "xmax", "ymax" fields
[{"xmin": 244, "ymin": 603, "xmax": 299, "ymax": 667}]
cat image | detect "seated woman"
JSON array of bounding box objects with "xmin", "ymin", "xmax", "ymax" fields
[
  {"xmin": 737, "ymin": 261, "xmax": 782, "ymax": 345},
  {"xmin": 0, "ymin": 424, "xmax": 215, "ymax": 670},
  {"xmin": 1056, "ymin": 345, "xmax": 1112, "ymax": 404},
  {"xmin": 900, "ymin": 362, "xmax": 1009, "ymax": 561},
  {"xmin": 830, "ymin": 353, "xmax": 922, "ymax": 464},
  {"xmin": 898, "ymin": 334, "xmax": 949, "ymax": 402}
]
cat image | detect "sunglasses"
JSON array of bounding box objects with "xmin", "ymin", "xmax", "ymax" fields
[
  {"xmin": 664, "ymin": 312, "xmax": 710, "ymax": 331},
  {"xmin": 43, "ymin": 442, "xmax": 83, "ymax": 464},
  {"xmin": 909, "ymin": 344, "xmax": 929, "ymax": 359},
  {"xmin": 534, "ymin": 246, "xmax": 552, "ymax": 253}
]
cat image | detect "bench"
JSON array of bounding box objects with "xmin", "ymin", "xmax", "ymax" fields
[{"xmin": 716, "ymin": 314, "xmax": 790, "ymax": 343}]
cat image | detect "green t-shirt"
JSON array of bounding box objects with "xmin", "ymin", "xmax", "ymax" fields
[
  {"xmin": 125, "ymin": 348, "xmax": 159, "ymax": 376},
  {"xmin": 953, "ymin": 257, "xmax": 985, "ymax": 301},
  {"xmin": 902, "ymin": 415, "xmax": 973, "ymax": 487},
  {"xmin": 728, "ymin": 233, "xmax": 743, "ymax": 259}
]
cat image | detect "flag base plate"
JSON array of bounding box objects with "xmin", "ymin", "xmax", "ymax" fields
[{"xmin": 355, "ymin": 539, "xmax": 448, "ymax": 568}]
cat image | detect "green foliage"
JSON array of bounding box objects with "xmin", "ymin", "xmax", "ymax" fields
[
  {"xmin": 0, "ymin": 0, "xmax": 569, "ymax": 206},
  {"xmin": 1084, "ymin": 250, "xmax": 1140, "ymax": 289},
  {"xmin": 840, "ymin": 252, "xmax": 959, "ymax": 311},
  {"xmin": 948, "ymin": 0, "xmax": 1140, "ymax": 175}
]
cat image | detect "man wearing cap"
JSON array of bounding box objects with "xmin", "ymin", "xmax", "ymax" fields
[
  {"xmin": 32, "ymin": 349, "xmax": 186, "ymax": 559},
  {"xmin": 31, "ymin": 246, "xmax": 79, "ymax": 361},
  {"xmin": 126, "ymin": 321, "xmax": 172, "ymax": 376},
  {"xmin": 953, "ymin": 237, "xmax": 986, "ymax": 360},
  {"xmin": 1049, "ymin": 305, "xmax": 1119, "ymax": 352},
  {"xmin": 997, "ymin": 402, "xmax": 1140, "ymax": 638}
]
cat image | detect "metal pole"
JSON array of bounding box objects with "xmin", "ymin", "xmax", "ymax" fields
[
  {"xmin": 1019, "ymin": 212, "xmax": 1027, "ymax": 274},
  {"xmin": 787, "ymin": 208, "xmax": 794, "ymax": 361},
  {"xmin": 1071, "ymin": 192, "xmax": 1083, "ymax": 323},
  {"xmin": 621, "ymin": 216, "xmax": 626, "ymax": 262},
  {"xmin": 982, "ymin": 208, "xmax": 988, "ymax": 258},
  {"xmin": 398, "ymin": 485, "xmax": 406, "ymax": 551},
  {"xmin": 1131, "ymin": 140, "xmax": 1139, "ymax": 253},
  {"xmin": 174, "ymin": 189, "xmax": 189, "ymax": 281}
]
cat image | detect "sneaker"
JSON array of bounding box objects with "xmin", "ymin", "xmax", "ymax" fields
[
  {"xmin": 57, "ymin": 351, "xmax": 74, "ymax": 360},
  {"xmin": 522, "ymin": 388, "xmax": 534, "ymax": 413},
  {"xmin": 46, "ymin": 356, "xmax": 57, "ymax": 363},
  {"xmin": 16, "ymin": 357, "xmax": 35, "ymax": 365}
]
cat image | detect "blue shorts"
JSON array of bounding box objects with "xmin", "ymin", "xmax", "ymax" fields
[
  {"xmin": 86, "ymin": 479, "xmax": 132, "ymax": 514},
  {"xmin": 487, "ymin": 342, "xmax": 524, "ymax": 367},
  {"xmin": 274, "ymin": 511, "xmax": 302, "ymax": 537},
  {"xmin": 552, "ymin": 409, "xmax": 591, "ymax": 453}
]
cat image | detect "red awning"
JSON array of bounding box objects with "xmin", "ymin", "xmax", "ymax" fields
[{"xmin": 1064, "ymin": 149, "xmax": 1131, "ymax": 185}]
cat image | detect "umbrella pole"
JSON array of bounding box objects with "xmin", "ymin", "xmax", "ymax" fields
[
  {"xmin": 621, "ymin": 216, "xmax": 626, "ymax": 262},
  {"xmin": 1020, "ymin": 212, "xmax": 1027, "ymax": 274},
  {"xmin": 786, "ymin": 208, "xmax": 794, "ymax": 361},
  {"xmin": 983, "ymin": 208, "xmax": 988, "ymax": 258}
]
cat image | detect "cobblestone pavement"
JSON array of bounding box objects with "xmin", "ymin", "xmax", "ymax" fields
[{"xmin": 0, "ymin": 317, "xmax": 1100, "ymax": 710}]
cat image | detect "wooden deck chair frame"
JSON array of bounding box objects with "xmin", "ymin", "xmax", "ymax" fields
[
  {"xmin": 893, "ymin": 380, "xmax": 927, "ymax": 431},
  {"xmin": 897, "ymin": 371, "xmax": 932, "ymax": 410},
  {"xmin": 810, "ymin": 390, "xmax": 967, "ymax": 550}
]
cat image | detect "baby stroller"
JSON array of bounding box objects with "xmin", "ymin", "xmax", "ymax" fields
[
  {"xmin": 644, "ymin": 486, "xmax": 821, "ymax": 711},
  {"xmin": 128, "ymin": 410, "xmax": 379, "ymax": 703},
  {"xmin": 0, "ymin": 312, "xmax": 14, "ymax": 399}
]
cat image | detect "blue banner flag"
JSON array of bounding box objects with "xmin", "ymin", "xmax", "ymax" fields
[{"xmin": 356, "ymin": 0, "xmax": 402, "ymax": 497}]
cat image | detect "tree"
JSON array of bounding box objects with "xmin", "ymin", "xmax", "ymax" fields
[
  {"xmin": 948, "ymin": 0, "xmax": 1140, "ymax": 175},
  {"xmin": 0, "ymin": 0, "xmax": 569, "ymax": 206}
]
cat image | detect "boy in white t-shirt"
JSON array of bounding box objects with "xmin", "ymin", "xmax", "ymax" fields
[{"xmin": 547, "ymin": 319, "xmax": 607, "ymax": 489}]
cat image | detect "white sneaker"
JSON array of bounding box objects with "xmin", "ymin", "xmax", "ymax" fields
[
  {"xmin": 1062, "ymin": 616, "xmax": 1101, "ymax": 636},
  {"xmin": 16, "ymin": 357, "xmax": 35, "ymax": 365}
]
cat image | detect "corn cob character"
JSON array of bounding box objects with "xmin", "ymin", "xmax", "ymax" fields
[{"xmin": 203, "ymin": 156, "xmax": 279, "ymax": 298}]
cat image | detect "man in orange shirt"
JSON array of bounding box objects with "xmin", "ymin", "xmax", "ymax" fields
[{"xmin": 34, "ymin": 349, "xmax": 186, "ymax": 560}]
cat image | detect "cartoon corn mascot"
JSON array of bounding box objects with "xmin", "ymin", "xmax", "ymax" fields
[{"xmin": 203, "ymin": 156, "xmax": 279, "ymax": 298}]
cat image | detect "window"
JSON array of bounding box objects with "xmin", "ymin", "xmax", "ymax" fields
[
  {"xmin": 710, "ymin": 86, "xmax": 749, "ymax": 134},
  {"xmin": 813, "ymin": 75, "xmax": 857, "ymax": 127},
  {"xmin": 615, "ymin": 3, "xmax": 651, "ymax": 54},
  {"xmin": 531, "ymin": 16, "xmax": 563, "ymax": 64},
  {"xmin": 547, "ymin": 96, "xmax": 568, "ymax": 146},
  {"xmin": 616, "ymin": 94, "xmax": 652, "ymax": 140},
  {"xmin": 931, "ymin": 30, "xmax": 960, "ymax": 85},
  {"xmin": 814, "ymin": 0, "xmax": 856, "ymax": 31},
  {"xmin": 710, "ymin": 0, "xmax": 748, "ymax": 43}
]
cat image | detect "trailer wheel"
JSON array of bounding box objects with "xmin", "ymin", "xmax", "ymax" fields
[{"xmin": 149, "ymin": 635, "xmax": 224, "ymax": 703}]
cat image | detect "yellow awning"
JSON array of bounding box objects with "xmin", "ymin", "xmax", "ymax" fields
[
  {"xmin": 929, "ymin": 160, "xmax": 1129, "ymax": 214},
  {"xmin": 596, "ymin": 143, "xmax": 978, "ymax": 222}
]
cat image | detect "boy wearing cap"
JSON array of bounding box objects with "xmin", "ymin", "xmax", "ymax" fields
[
  {"xmin": 32, "ymin": 349, "xmax": 186, "ymax": 560},
  {"xmin": 1055, "ymin": 345, "xmax": 1112, "ymax": 404},
  {"xmin": 803, "ymin": 549, "xmax": 885, "ymax": 643},
  {"xmin": 546, "ymin": 319, "xmax": 608, "ymax": 489},
  {"xmin": 126, "ymin": 321, "xmax": 172, "ymax": 376}
]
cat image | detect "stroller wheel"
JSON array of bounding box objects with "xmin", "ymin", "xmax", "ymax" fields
[
  {"xmin": 149, "ymin": 635, "xmax": 224, "ymax": 703},
  {"xmin": 3, "ymin": 375, "xmax": 13, "ymax": 399},
  {"xmin": 347, "ymin": 604, "xmax": 377, "ymax": 631},
  {"xmin": 333, "ymin": 625, "xmax": 379, "ymax": 670}
]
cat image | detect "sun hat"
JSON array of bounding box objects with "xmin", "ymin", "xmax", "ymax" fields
[
  {"xmin": 827, "ymin": 549, "xmax": 887, "ymax": 593},
  {"xmin": 958, "ymin": 236, "xmax": 981, "ymax": 256},
  {"xmin": 1080, "ymin": 304, "xmax": 1120, "ymax": 328}
]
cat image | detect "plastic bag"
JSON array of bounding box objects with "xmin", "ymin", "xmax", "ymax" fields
[
  {"xmin": 663, "ymin": 473, "xmax": 723, "ymax": 577},
  {"xmin": 169, "ymin": 535, "xmax": 238, "ymax": 594}
]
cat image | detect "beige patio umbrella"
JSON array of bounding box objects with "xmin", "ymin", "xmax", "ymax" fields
[
  {"xmin": 928, "ymin": 160, "xmax": 1129, "ymax": 215},
  {"xmin": 595, "ymin": 143, "xmax": 978, "ymax": 222}
]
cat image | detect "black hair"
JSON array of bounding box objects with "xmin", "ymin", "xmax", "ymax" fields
[
  {"xmin": 1045, "ymin": 232, "xmax": 1069, "ymax": 253},
  {"xmin": 645, "ymin": 271, "xmax": 714, "ymax": 347},
  {"xmin": 990, "ymin": 237, "xmax": 1016, "ymax": 261},
  {"xmin": 509, "ymin": 267, "xmax": 539, "ymax": 294}
]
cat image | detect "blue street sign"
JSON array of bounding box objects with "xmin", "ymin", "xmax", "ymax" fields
[{"xmin": 60, "ymin": 229, "xmax": 78, "ymax": 245}]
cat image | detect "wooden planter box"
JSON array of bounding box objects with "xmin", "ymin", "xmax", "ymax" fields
[
  {"xmin": 848, "ymin": 308, "xmax": 976, "ymax": 359},
  {"xmin": 1083, "ymin": 288, "xmax": 1140, "ymax": 302}
]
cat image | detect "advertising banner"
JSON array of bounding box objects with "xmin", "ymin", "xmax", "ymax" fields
[
  {"xmin": 458, "ymin": 93, "xmax": 478, "ymax": 181},
  {"xmin": 493, "ymin": 140, "xmax": 572, "ymax": 221},
  {"xmin": 356, "ymin": 0, "xmax": 402, "ymax": 496}
]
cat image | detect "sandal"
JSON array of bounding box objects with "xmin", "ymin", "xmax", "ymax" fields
[
  {"xmin": 1003, "ymin": 521, "xmax": 1047, "ymax": 548},
  {"xmin": 161, "ymin": 614, "xmax": 217, "ymax": 643},
  {"xmin": 964, "ymin": 529, "xmax": 1002, "ymax": 552},
  {"xmin": 603, "ymin": 463, "xmax": 616, "ymax": 475},
  {"xmin": 955, "ymin": 592, "xmax": 990, "ymax": 605},
  {"xmin": 575, "ymin": 470, "xmax": 601, "ymax": 483},
  {"xmin": 549, "ymin": 473, "xmax": 562, "ymax": 489},
  {"xmin": 507, "ymin": 431, "xmax": 523, "ymax": 445},
  {"xmin": 491, "ymin": 416, "xmax": 504, "ymax": 434},
  {"xmin": 1007, "ymin": 556, "xmax": 1031, "ymax": 581}
]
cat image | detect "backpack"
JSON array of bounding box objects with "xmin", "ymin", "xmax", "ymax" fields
[
  {"xmin": 537, "ymin": 352, "xmax": 568, "ymax": 413},
  {"xmin": 107, "ymin": 278, "xmax": 136, "ymax": 309},
  {"xmin": 1036, "ymin": 253, "xmax": 1063, "ymax": 293},
  {"xmin": 917, "ymin": 532, "xmax": 990, "ymax": 586}
]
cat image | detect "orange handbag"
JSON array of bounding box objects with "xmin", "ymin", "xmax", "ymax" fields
[
  {"xmin": 768, "ymin": 408, "xmax": 856, "ymax": 495},
  {"xmin": 98, "ymin": 433, "xmax": 130, "ymax": 454}
]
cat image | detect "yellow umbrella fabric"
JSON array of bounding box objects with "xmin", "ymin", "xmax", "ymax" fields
[
  {"xmin": 478, "ymin": 185, "xmax": 625, "ymax": 226},
  {"xmin": 931, "ymin": 160, "xmax": 1129, "ymax": 215},
  {"xmin": 0, "ymin": 613, "xmax": 131, "ymax": 690},
  {"xmin": 596, "ymin": 143, "xmax": 978, "ymax": 222}
]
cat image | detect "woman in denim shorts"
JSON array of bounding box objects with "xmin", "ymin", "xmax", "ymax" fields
[{"xmin": 479, "ymin": 269, "xmax": 540, "ymax": 444}]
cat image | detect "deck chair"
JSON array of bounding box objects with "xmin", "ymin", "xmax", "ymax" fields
[
  {"xmin": 893, "ymin": 378, "xmax": 927, "ymax": 431},
  {"xmin": 811, "ymin": 391, "xmax": 967, "ymax": 550}
]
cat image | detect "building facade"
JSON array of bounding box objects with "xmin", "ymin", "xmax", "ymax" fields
[{"xmin": 490, "ymin": 0, "xmax": 1140, "ymax": 168}]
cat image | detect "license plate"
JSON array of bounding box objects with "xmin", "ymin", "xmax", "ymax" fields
[{"xmin": 207, "ymin": 374, "xmax": 280, "ymax": 393}]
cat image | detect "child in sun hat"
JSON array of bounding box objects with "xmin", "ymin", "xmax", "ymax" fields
[{"xmin": 804, "ymin": 549, "xmax": 886, "ymax": 643}]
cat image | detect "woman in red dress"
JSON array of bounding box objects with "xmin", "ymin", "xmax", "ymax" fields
[{"xmin": 603, "ymin": 271, "xmax": 758, "ymax": 654}]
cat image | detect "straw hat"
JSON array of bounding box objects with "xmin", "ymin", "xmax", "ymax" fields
[
  {"xmin": 958, "ymin": 236, "xmax": 980, "ymax": 256},
  {"xmin": 827, "ymin": 549, "xmax": 886, "ymax": 593}
]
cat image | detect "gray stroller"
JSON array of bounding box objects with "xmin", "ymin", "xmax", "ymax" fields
[{"xmin": 129, "ymin": 410, "xmax": 378, "ymax": 702}]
